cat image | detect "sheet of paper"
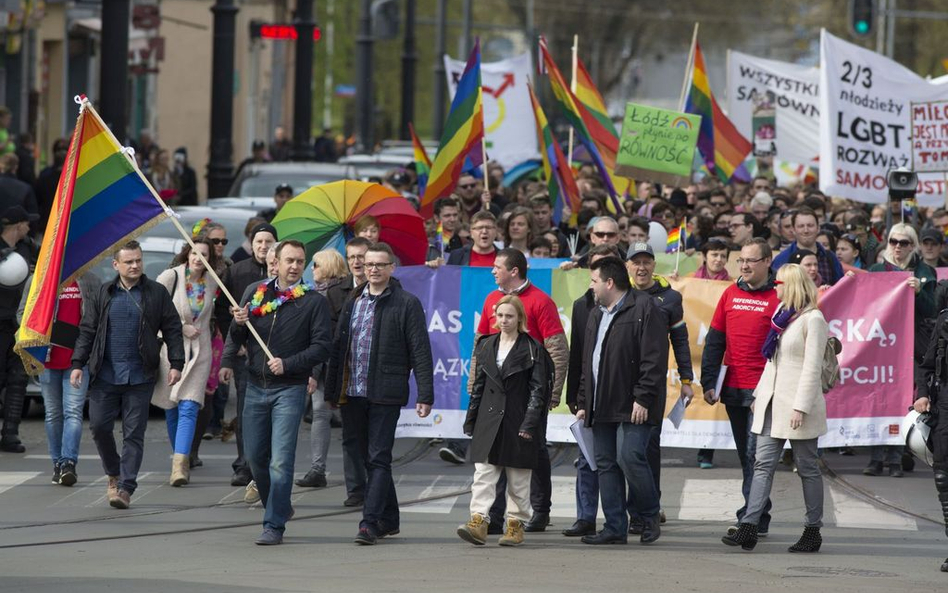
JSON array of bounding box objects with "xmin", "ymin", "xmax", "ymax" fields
[
  {"xmin": 570, "ymin": 419, "xmax": 596, "ymax": 471},
  {"xmin": 667, "ymin": 395, "xmax": 688, "ymax": 429},
  {"xmin": 713, "ymin": 365, "xmax": 728, "ymax": 402}
]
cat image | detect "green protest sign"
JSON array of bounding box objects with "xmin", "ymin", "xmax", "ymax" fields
[{"xmin": 614, "ymin": 103, "xmax": 700, "ymax": 186}]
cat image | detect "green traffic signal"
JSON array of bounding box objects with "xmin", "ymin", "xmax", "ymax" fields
[{"xmin": 855, "ymin": 20, "xmax": 870, "ymax": 34}]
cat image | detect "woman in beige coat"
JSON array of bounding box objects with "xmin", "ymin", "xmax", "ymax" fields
[
  {"xmin": 722, "ymin": 263, "xmax": 828, "ymax": 553},
  {"xmin": 152, "ymin": 239, "xmax": 219, "ymax": 486}
]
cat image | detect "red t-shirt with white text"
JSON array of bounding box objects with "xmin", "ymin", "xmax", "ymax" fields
[
  {"xmin": 709, "ymin": 282, "xmax": 780, "ymax": 389},
  {"xmin": 47, "ymin": 281, "xmax": 82, "ymax": 370}
]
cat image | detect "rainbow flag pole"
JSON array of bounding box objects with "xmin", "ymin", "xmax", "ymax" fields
[{"xmin": 566, "ymin": 34, "xmax": 579, "ymax": 168}]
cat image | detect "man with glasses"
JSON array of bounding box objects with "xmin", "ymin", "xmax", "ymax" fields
[
  {"xmin": 326, "ymin": 242, "xmax": 434, "ymax": 545},
  {"xmin": 562, "ymin": 217, "xmax": 622, "ymax": 270},
  {"xmin": 701, "ymin": 238, "xmax": 780, "ymax": 539},
  {"xmin": 771, "ymin": 207, "xmax": 843, "ymax": 285},
  {"xmin": 709, "ymin": 189, "xmax": 731, "ymax": 215},
  {"xmin": 728, "ymin": 213, "xmax": 757, "ymax": 247},
  {"xmin": 456, "ymin": 173, "xmax": 501, "ymax": 219}
]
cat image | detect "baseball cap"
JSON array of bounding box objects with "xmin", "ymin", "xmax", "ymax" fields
[
  {"xmin": 1, "ymin": 205, "xmax": 39, "ymax": 225},
  {"xmin": 626, "ymin": 241, "xmax": 655, "ymax": 260},
  {"xmin": 920, "ymin": 228, "xmax": 943, "ymax": 244},
  {"xmin": 275, "ymin": 183, "xmax": 293, "ymax": 195}
]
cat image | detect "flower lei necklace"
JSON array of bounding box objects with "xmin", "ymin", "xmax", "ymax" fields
[{"xmin": 249, "ymin": 280, "xmax": 312, "ymax": 317}]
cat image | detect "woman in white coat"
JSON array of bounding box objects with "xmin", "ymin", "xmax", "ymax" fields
[
  {"xmin": 152, "ymin": 239, "xmax": 219, "ymax": 486},
  {"xmin": 722, "ymin": 263, "xmax": 828, "ymax": 553}
]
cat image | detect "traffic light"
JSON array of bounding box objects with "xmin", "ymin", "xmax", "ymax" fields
[{"xmin": 850, "ymin": 0, "xmax": 875, "ymax": 37}]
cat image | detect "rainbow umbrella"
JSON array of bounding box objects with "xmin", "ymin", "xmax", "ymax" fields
[{"xmin": 272, "ymin": 180, "xmax": 428, "ymax": 265}]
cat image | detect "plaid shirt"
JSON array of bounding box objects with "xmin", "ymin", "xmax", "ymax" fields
[{"xmin": 347, "ymin": 286, "xmax": 380, "ymax": 398}]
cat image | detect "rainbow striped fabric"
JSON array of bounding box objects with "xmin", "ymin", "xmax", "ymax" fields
[
  {"xmin": 539, "ymin": 37, "xmax": 622, "ymax": 213},
  {"xmin": 409, "ymin": 122, "xmax": 431, "ymax": 198},
  {"xmin": 528, "ymin": 83, "xmax": 580, "ymax": 225},
  {"xmin": 15, "ymin": 98, "xmax": 166, "ymax": 374},
  {"xmin": 666, "ymin": 219, "xmax": 686, "ymax": 254},
  {"xmin": 574, "ymin": 56, "xmax": 633, "ymax": 197},
  {"xmin": 685, "ymin": 41, "xmax": 752, "ymax": 183},
  {"xmin": 422, "ymin": 39, "xmax": 484, "ymax": 216}
]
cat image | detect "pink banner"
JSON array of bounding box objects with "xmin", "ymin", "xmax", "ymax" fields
[{"xmin": 818, "ymin": 272, "xmax": 915, "ymax": 446}]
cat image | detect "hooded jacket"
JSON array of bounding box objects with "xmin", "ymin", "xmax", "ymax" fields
[{"xmin": 637, "ymin": 275, "xmax": 693, "ymax": 383}]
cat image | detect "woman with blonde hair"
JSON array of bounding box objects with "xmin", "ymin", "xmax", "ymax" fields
[
  {"xmin": 722, "ymin": 263, "xmax": 829, "ymax": 553},
  {"xmin": 457, "ymin": 295, "xmax": 550, "ymax": 547},
  {"xmin": 865, "ymin": 223, "xmax": 936, "ymax": 477},
  {"xmin": 296, "ymin": 248, "xmax": 351, "ymax": 488}
]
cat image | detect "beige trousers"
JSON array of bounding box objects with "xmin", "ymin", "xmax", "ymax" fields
[{"xmin": 470, "ymin": 462, "xmax": 532, "ymax": 523}]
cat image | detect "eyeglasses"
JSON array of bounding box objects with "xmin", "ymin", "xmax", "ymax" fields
[
  {"xmin": 736, "ymin": 257, "xmax": 767, "ymax": 265},
  {"xmin": 364, "ymin": 262, "xmax": 394, "ymax": 270},
  {"xmin": 209, "ymin": 238, "xmax": 229, "ymax": 246},
  {"xmin": 471, "ymin": 225, "xmax": 494, "ymax": 232},
  {"xmin": 710, "ymin": 201, "xmax": 728, "ymax": 207},
  {"xmin": 727, "ymin": 223, "xmax": 747, "ymax": 230},
  {"xmin": 458, "ymin": 183, "xmax": 477, "ymax": 190},
  {"xmin": 592, "ymin": 231, "xmax": 617, "ymax": 239},
  {"xmin": 347, "ymin": 254, "xmax": 366, "ymax": 261},
  {"xmin": 888, "ymin": 238, "xmax": 912, "ymax": 248}
]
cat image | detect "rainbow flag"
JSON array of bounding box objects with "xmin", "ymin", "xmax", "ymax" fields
[
  {"xmin": 422, "ymin": 39, "xmax": 484, "ymax": 217},
  {"xmin": 574, "ymin": 56, "xmax": 634, "ymax": 198},
  {"xmin": 685, "ymin": 41, "xmax": 752, "ymax": 184},
  {"xmin": 666, "ymin": 219, "xmax": 686, "ymax": 254},
  {"xmin": 528, "ymin": 83, "xmax": 580, "ymax": 224},
  {"xmin": 409, "ymin": 122, "xmax": 431, "ymax": 197},
  {"xmin": 15, "ymin": 97, "xmax": 167, "ymax": 374},
  {"xmin": 538, "ymin": 37, "xmax": 622, "ymax": 213}
]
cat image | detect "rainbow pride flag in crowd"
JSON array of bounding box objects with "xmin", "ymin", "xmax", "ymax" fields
[
  {"xmin": 15, "ymin": 97, "xmax": 167, "ymax": 374},
  {"xmin": 409, "ymin": 122, "xmax": 431, "ymax": 198},
  {"xmin": 685, "ymin": 41, "xmax": 752, "ymax": 184},
  {"xmin": 422, "ymin": 39, "xmax": 484, "ymax": 217},
  {"xmin": 666, "ymin": 219, "xmax": 686, "ymax": 254},
  {"xmin": 539, "ymin": 37, "xmax": 622, "ymax": 213},
  {"xmin": 574, "ymin": 56, "xmax": 633, "ymax": 198},
  {"xmin": 528, "ymin": 83, "xmax": 580, "ymax": 224}
]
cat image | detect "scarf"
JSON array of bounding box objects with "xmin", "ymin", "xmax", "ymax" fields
[
  {"xmin": 761, "ymin": 306, "xmax": 796, "ymax": 360},
  {"xmin": 314, "ymin": 276, "xmax": 343, "ymax": 296},
  {"xmin": 694, "ymin": 265, "xmax": 730, "ymax": 281}
]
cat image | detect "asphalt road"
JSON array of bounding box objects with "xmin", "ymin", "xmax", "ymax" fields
[{"xmin": 0, "ymin": 410, "xmax": 946, "ymax": 593}]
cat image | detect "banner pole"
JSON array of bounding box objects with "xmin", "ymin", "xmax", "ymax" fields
[
  {"xmin": 482, "ymin": 135, "xmax": 489, "ymax": 193},
  {"xmin": 678, "ymin": 23, "xmax": 699, "ymax": 112},
  {"xmin": 82, "ymin": 98, "xmax": 275, "ymax": 361},
  {"xmin": 566, "ymin": 34, "xmax": 578, "ymax": 168}
]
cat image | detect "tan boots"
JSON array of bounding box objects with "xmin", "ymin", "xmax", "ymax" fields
[
  {"xmin": 457, "ymin": 513, "xmax": 488, "ymax": 545},
  {"xmin": 170, "ymin": 453, "xmax": 190, "ymax": 487},
  {"xmin": 498, "ymin": 518, "xmax": 525, "ymax": 546}
]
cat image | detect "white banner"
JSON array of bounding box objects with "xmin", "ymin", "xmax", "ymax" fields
[
  {"xmin": 444, "ymin": 52, "xmax": 539, "ymax": 170},
  {"xmin": 727, "ymin": 50, "xmax": 820, "ymax": 165},
  {"xmin": 819, "ymin": 29, "xmax": 948, "ymax": 206}
]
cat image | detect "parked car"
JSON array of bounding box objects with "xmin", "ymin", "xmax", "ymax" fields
[
  {"xmin": 148, "ymin": 206, "xmax": 255, "ymax": 252},
  {"xmin": 227, "ymin": 162, "xmax": 353, "ymax": 198}
]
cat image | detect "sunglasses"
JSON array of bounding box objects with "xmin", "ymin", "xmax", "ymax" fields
[
  {"xmin": 458, "ymin": 183, "xmax": 477, "ymax": 190},
  {"xmin": 209, "ymin": 238, "xmax": 229, "ymax": 246},
  {"xmin": 592, "ymin": 231, "xmax": 617, "ymax": 239},
  {"xmin": 710, "ymin": 201, "xmax": 728, "ymax": 207},
  {"xmin": 888, "ymin": 238, "xmax": 912, "ymax": 248}
]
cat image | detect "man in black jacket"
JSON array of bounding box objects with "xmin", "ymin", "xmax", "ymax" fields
[
  {"xmin": 626, "ymin": 242, "xmax": 694, "ymax": 532},
  {"xmin": 217, "ymin": 222, "xmax": 277, "ymax": 486},
  {"xmin": 70, "ymin": 241, "xmax": 185, "ymax": 509},
  {"xmin": 325, "ymin": 242, "xmax": 434, "ymax": 546},
  {"xmin": 575, "ymin": 257, "xmax": 666, "ymax": 545},
  {"xmin": 562, "ymin": 244, "xmax": 621, "ymax": 537},
  {"xmin": 220, "ymin": 239, "xmax": 332, "ymax": 545}
]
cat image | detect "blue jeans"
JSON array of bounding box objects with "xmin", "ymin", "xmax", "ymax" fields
[
  {"xmin": 593, "ymin": 422, "xmax": 660, "ymax": 536},
  {"xmin": 726, "ymin": 404, "xmax": 772, "ymax": 531},
  {"xmin": 575, "ymin": 451, "xmax": 600, "ymax": 523},
  {"xmin": 242, "ymin": 382, "xmax": 307, "ymax": 533},
  {"xmin": 41, "ymin": 368, "xmax": 89, "ymax": 465},
  {"xmin": 165, "ymin": 400, "xmax": 201, "ymax": 455},
  {"xmin": 88, "ymin": 380, "xmax": 155, "ymax": 495},
  {"xmin": 342, "ymin": 397, "xmax": 401, "ymax": 533}
]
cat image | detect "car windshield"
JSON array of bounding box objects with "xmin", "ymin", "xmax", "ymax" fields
[{"xmin": 235, "ymin": 173, "xmax": 346, "ymax": 197}]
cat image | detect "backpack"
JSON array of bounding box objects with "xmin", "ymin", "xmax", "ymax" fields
[{"xmin": 821, "ymin": 336, "xmax": 842, "ymax": 394}]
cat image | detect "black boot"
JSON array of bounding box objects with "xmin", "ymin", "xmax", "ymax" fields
[
  {"xmin": 788, "ymin": 526, "xmax": 822, "ymax": 553},
  {"xmin": 934, "ymin": 467, "xmax": 948, "ymax": 537},
  {"xmin": 0, "ymin": 421, "xmax": 25, "ymax": 453},
  {"xmin": 721, "ymin": 522, "xmax": 758, "ymax": 550}
]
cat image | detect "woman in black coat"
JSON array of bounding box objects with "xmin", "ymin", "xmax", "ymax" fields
[{"xmin": 456, "ymin": 295, "xmax": 550, "ymax": 547}]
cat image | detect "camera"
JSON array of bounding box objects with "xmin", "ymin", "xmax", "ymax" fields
[{"xmin": 887, "ymin": 167, "xmax": 918, "ymax": 201}]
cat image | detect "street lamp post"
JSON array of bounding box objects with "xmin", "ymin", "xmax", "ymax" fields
[
  {"xmin": 291, "ymin": 0, "xmax": 317, "ymax": 161},
  {"xmin": 99, "ymin": 0, "xmax": 131, "ymax": 143},
  {"xmin": 207, "ymin": 0, "xmax": 239, "ymax": 198},
  {"xmin": 399, "ymin": 0, "xmax": 416, "ymax": 140},
  {"xmin": 355, "ymin": 0, "xmax": 373, "ymax": 152}
]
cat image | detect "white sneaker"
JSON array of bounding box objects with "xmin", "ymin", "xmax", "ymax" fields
[{"xmin": 244, "ymin": 480, "xmax": 260, "ymax": 504}]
